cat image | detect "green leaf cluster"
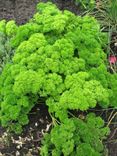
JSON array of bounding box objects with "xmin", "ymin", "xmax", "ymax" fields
[
  {"xmin": 0, "ymin": 20, "xmax": 17, "ymax": 73},
  {"xmin": 0, "ymin": 1, "xmax": 116, "ymax": 132},
  {"xmin": 46, "ymin": 72, "xmax": 110, "ymax": 121},
  {"xmin": 75, "ymin": 0, "xmax": 95, "ymax": 10},
  {"xmin": 40, "ymin": 113, "xmax": 110, "ymax": 156},
  {"xmin": 0, "ymin": 2, "xmax": 116, "ymax": 154}
]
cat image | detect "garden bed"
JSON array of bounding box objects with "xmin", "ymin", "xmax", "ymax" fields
[{"xmin": 0, "ymin": 0, "xmax": 117, "ymax": 156}]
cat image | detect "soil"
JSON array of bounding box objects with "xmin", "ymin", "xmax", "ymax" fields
[
  {"xmin": 0, "ymin": 0, "xmax": 80, "ymax": 24},
  {"xmin": 0, "ymin": 0, "xmax": 117, "ymax": 156},
  {"xmin": 0, "ymin": 104, "xmax": 52, "ymax": 156}
]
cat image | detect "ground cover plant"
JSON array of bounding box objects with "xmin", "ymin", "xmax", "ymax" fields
[
  {"xmin": 0, "ymin": 20, "xmax": 16, "ymax": 73},
  {"xmin": 41, "ymin": 113, "xmax": 110, "ymax": 156},
  {"xmin": 0, "ymin": 2, "xmax": 117, "ymax": 156},
  {"xmin": 89, "ymin": 0, "xmax": 117, "ymax": 72},
  {"xmin": 92, "ymin": 0, "xmax": 117, "ymax": 30},
  {"xmin": 75, "ymin": 0, "xmax": 95, "ymax": 10}
]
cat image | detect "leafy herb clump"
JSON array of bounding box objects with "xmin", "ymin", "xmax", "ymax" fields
[
  {"xmin": 0, "ymin": 2, "xmax": 116, "ymax": 135},
  {"xmin": 41, "ymin": 113, "xmax": 110, "ymax": 156}
]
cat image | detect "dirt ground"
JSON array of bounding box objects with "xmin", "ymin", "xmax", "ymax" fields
[
  {"xmin": 0, "ymin": 0, "xmax": 80, "ymax": 24},
  {"xmin": 0, "ymin": 0, "xmax": 117, "ymax": 156}
]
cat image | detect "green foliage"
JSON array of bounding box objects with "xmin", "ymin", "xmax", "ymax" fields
[
  {"xmin": 0, "ymin": 20, "xmax": 17, "ymax": 73},
  {"xmin": 107, "ymin": 73, "xmax": 117, "ymax": 107},
  {"xmin": 108, "ymin": 0, "xmax": 117, "ymax": 26},
  {"xmin": 0, "ymin": 2, "xmax": 115, "ymax": 155},
  {"xmin": 75, "ymin": 0, "xmax": 95, "ymax": 10},
  {"xmin": 0, "ymin": 2, "xmax": 116, "ymax": 136},
  {"xmin": 0, "ymin": 20, "xmax": 6, "ymax": 33},
  {"xmin": 92, "ymin": 0, "xmax": 117, "ymax": 31},
  {"xmin": 40, "ymin": 113, "xmax": 110, "ymax": 156},
  {"xmin": 46, "ymin": 72, "xmax": 110, "ymax": 121}
]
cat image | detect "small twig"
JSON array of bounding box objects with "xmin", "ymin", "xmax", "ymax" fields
[
  {"xmin": 109, "ymin": 128, "xmax": 117, "ymax": 140},
  {"xmin": 68, "ymin": 111, "xmax": 77, "ymax": 118},
  {"xmin": 108, "ymin": 110, "xmax": 114, "ymax": 122},
  {"xmin": 110, "ymin": 65, "xmax": 116, "ymax": 73},
  {"xmin": 105, "ymin": 139, "xmax": 117, "ymax": 144},
  {"xmin": 32, "ymin": 138, "xmax": 41, "ymax": 142},
  {"xmin": 107, "ymin": 112, "xmax": 117, "ymax": 127},
  {"xmin": 29, "ymin": 112, "xmax": 36, "ymax": 115},
  {"xmin": 89, "ymin": 108, "xmax": 116, "ymax": 111},
  {"xmin": 49, "ymin": 112, "xmax": 60, "ymax": 125},
  {"xmin": 105, "ymin": 122, "xmax": 117, "ymax": 125}
]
